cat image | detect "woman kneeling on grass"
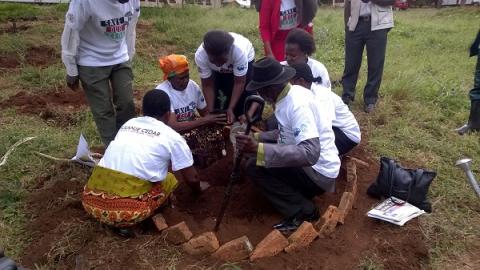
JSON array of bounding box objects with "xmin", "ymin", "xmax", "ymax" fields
[
  {"xmin": 156, "ymin": 54, "xmax": 228, "ymax": 168},
  {"xmin": 82, "ymin": 90, "xmax": 208, "ymax": 236}
]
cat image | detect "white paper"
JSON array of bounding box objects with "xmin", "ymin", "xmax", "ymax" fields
[
  {"xmin": 367, "ymin": 197, "xmax": 425, "ymax": 226},
  {"xmin": 71, "ymin": 134, "xmax": 97, "ymax": 167}
]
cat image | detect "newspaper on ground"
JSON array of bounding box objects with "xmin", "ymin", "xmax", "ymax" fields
[
  {"xmin": 71, "ymin": 134, "xmax": 97, "ymax": 167},
  {"xmin": 367, "ymin": 197, "xmax": 425, "ymax": 226}
]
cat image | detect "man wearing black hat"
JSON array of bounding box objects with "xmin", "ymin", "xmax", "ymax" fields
[{"xmin": 235, "ymin": 57, "xmax": 340, "ymax": 232}]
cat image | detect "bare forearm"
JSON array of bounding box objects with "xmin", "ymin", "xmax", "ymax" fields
[
  {"xmin": 201, "ymin": 79, "xmax": 215, "ymax": 112},
  {"xmin": 169, "ymin": 118, "xmax": 207, "ymax": 132},
  {"xmin": 228, "ymin": 78, "xmax": 245, "ymax": 112}
]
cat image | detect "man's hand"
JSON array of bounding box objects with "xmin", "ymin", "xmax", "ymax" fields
[
  {"xmin": 204, "ymin": 113, "xmax": 227, "ymax": 125},
  {"xmin": 66, "ymin": 75, "xmax": 79, "ymax": 91},
  {"xmin": 235, "ymin": 134, "xmax": 258, "ymax": 153},
  {"xmin": 226, "ymin": 108, "xmax": 235, "ymax": 124}
]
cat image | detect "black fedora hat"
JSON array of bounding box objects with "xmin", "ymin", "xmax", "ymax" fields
[{"xmin": 246, "ymin": 57, "xmax": 296, "ymax": 92}]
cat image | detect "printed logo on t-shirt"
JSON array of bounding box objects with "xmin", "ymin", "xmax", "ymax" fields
[
  {"xmin": 174, "ymin": 101, "xmax": 197, "ymax": 122},
  {"xmin": 119, "ymin": 125, "xmax": 161, "ymax": 137},
  {"xmin": 293, "ymin": 123, "xmax": 307, "ymax": 137},
  {"xmin": 279, "ymin": 7, "xmax": 297, "ymax": 30},
  {"xmin": 219, "ymin": 64, "xmax": 234, "ymax": 74},
  {"xmin": 100, "ymin": 11, "xmax": 133, "ymax": 41},
  {"xmin": 236, "ymin": 64, "xmax": 246, "ymax": 72}
]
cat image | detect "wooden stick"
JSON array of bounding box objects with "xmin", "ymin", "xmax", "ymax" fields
[
  {"xmin": 0, "ymin": 137, "xmax": 36, "ymax": 167},
  {"xmin": 348, "ymin": 156, "xmax": 369, "ymax": 167},
  {"xmin": 34, "ymin": 152, "xmax": 72, "ymax": 163}
]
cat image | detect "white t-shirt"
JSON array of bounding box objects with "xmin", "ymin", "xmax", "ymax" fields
[
  {"xmin": 195, "ymin": 32, "xmax": 255, "ymax": 79},
  {"xmin": 155, "ymin": 80, "xmax": 207, "ymax": 122},
  {"xmin": 281, "ymin": 58, "xmax": 331, "ymax": 89},
  {"xmin": 65, "ymin": 0, "xmax": 140, "ymax": 66},
  {"xmin": 275, "ymin": 85, "xmax": 340, "ymax": 179},
  {"xmin": 312, "ymin": 85, "xmax": 361, "ymax": 143},
  {"xmin": 99, "ymin": 116, "xmax": 193, "ymax": 183},
  {"xmin": 279, "ymin": 0, "xmax": 297, "ymax": 30}
]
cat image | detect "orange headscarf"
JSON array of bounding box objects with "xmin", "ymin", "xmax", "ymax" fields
[{"xmin": 158, "ymin": 54, "xmax": 189, "ymax": 81}]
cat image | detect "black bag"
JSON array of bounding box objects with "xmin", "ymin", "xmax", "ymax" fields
[{"xmin": 367, "ymin": 157, "xmax": 436, "ymax": 213}]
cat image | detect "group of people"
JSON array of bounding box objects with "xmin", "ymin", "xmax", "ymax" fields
[{"xmin": 60, "ymin": 0, "xmax": 478, "ymax": 236}]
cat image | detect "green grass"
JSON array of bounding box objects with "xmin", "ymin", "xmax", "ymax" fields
[{"xmin": 1, "ymin": 3, "xmax": 480, "ymax": 269}]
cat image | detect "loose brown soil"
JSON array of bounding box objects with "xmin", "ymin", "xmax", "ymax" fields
[
  {"xmin": 0, "ymin": 90, "xmax": 88, "ymax": 127},
  {"xmin": 19, "ymin": 141, "xmax": 429, "ymax": 270},
  {"xmin": 25, "ymin": 46, "xmax": 58, "ymax": 67},
  {"xmin": 0, "ymin": 46, "xmax": 58, "ymax": 70}
]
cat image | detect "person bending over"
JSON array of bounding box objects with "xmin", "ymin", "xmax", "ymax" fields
[
  {"xmin": 290, "ymin": 63, "xmax": 361, "ymax": 155},
  {"xmin": 236, "ymin": 58, "xmax": 340, "ymax": 232},
  {"xmin": 156, "ymin": 54, "xmax": 227, "ymax": 168},
  {"xmin": 82, "ymin": 90, "xmax": 207, "ymax": 236},
  {"xmin": 195, "ymin": 30, "xmax": 255, "ymax": 124}
]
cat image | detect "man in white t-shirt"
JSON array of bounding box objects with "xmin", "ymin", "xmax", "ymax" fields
[
  {"xmin": 236, "ymin": 57, "xmax": 340, "ymax": 232},
  {"xmin": 290, "ymin": 63, "xmax": 361, "ymax": 155},
  {"xmin": 61, "ymin": 0, "xmax": 140, "ymax": 146},
  {"xmin": 82, "ymin": 90, "xmax": 208, "ymax": 235},
  {"xmin": 195, "ymin": 30, "xmax": 255, "ymax": 124}
]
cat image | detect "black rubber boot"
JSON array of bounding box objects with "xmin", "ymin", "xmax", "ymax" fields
[{"xmin": 456, "ymin": 100, "xmax": 480, "ymax": 135}]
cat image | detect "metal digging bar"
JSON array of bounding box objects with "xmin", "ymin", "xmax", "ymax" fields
[
  {"xmin": 214, "ymin": 95, "xmax": 265, "ymax": 232},
  {"xmin": 456, "ymin": 158, "xmax": 480, "ymax": 198}
]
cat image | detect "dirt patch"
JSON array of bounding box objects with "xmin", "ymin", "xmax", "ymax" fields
[
  {"xmin": 0, "ymin": 90, "xmax": 88, "ymax": 127},
  {"xmin": 0, "ymin": 22, "xmax": 31, "ymax": 34},
  {"xmin": 0, "ymin": 53, "xmax": 20, "ymax": 69},
  {"xmin": 0, "ymin": 46, "xmax": 57, "ymax": 70},
  {"xmin": 25, "ymin": 46, "xmax": 58, "ymax": 67},
  {"xmin": 19, "ymin": 140, "xmax": 429, "ymax": 269}
]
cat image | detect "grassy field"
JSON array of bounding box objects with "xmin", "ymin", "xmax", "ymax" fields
[{"xmin": 0, "ymin": 3, "xmax": 479, "ymax": 269}]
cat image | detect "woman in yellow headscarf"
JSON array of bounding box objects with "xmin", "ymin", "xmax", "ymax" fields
[{"xmin": 156, "ymin": 54, "xmax": 228, "ymax": 168}]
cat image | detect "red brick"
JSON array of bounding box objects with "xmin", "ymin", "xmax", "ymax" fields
[
  {"xmin": 284, "ymin": 222, "xmax": 318, "ymax": 253},
  {"xmin": 317, "ymin": 205, "xmax": 340, "ymax": 238},
  {"xmin": 250, "ymin": 229, "xmax": 288, "ymax": 261},
  {"xmin": 182, "ymin": 232, "xmax": 219, "ymax": 255},
  {"xmin": 162, "ymin": 221, "xmax": 193, "ymax": 245},
  {"xmin": 152, "ymin": 214, "xmax": 168, "ymax": 232},
  {"xmin": 337, "ymin": 192, "xmax": 354, "ymax": 225},
  {"xmin": 212, "ymin": 236, "xmax": 253, "ymax": 262}
]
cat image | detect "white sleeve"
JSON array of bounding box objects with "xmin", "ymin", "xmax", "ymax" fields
[
  {"xmin": 61, "ymin": 24, "xmax": 80, "ymax": 77},
  {"xmin": 232, "ymin": 46, "xmax": 249, "ymax": 77},
  {"xmin": 61, "ymin": 0, "xmax": 89, "ymax": 77},
  {"xmin": 127, "ymin": 1, "xmax": 140, "ymax": 61},
  {"xmin": 193, "ymin": 81, "xmax": 207, "ymax": 110},
  {"xmin": 195, "ymin": 47, "xmax": 212, "ymax": 79},
  {"xmin": 170, "ymin": 135, "xmax": 194, "ymax": 171}
]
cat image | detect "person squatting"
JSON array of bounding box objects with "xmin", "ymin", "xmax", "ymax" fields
[{"xmin": 61, "ymin": 0, "xmax": 365, "ymax": 236}]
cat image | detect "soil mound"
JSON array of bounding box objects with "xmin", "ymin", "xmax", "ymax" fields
[
  {"xmin": 20, "ymin": 144, "xmax": 429, "ymax": 269},
  {"xmin": 25, "ymin": 46, "xmax": 58, "ymax": 67},
  {"xmin": 1, "ymin": 90, "xmax": 87, "ymax": 127}
]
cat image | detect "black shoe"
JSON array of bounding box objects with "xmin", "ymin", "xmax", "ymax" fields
[
  {"xmin": 364, "ymin": 104, "xmax": 375, "ymax": 113},
  {"xmin": 456, "ymin": 100, "xmax": 480, "ymax": 135},
  {"xmin": 273, "ymin": 208, "xmax": 320, "ymax": 233}
]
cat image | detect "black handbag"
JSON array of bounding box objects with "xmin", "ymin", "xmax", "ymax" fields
[{"xmin": 367, "ymin": 157, "xmax": 436, "ymax": 213}]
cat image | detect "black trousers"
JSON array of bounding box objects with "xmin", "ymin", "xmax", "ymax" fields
[
  {"xmin": 213, "ymin": 61, "xmax": 254, "ymax": 117},
  {"xmin": 246, "ymin": 158, "xmax": 324, "ymax": 218},
  {"xmin": 333, "ymin": 126, "xmax": 358, "ymax": 156},
  {"xmin": 342, "ymin": 19, "xmax": 389, "ymax": 105}
]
